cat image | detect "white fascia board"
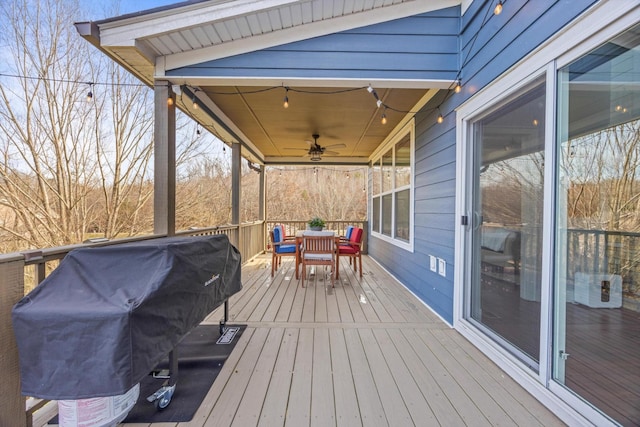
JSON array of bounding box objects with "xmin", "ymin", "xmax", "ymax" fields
[
  {"xmin": 98, "ymin": 0, "xmax": 300, "ymax": 47},
  {"xmin": 163, "ymin": 0, "xmax": 461, "ymax": 71},
  {"xmin": 159, "ymin": 76, "xmax": 454, "ymax": 90}
]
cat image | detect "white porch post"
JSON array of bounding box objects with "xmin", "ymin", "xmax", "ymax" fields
[
  {"xmin": 231, "ymin": 141, "xmax": 241, "ymax": 247},
  {"xmin": 153, "ymin": 82, "xmax": 176, "ymax": 236},
  {"xmin": 259, "ymin": 164, "xmax": 266, "ymax": 251}
]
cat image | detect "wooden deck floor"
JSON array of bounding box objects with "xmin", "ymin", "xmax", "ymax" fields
[{"xmin": 42, "ymin": 254, "xmax": 566, "ymax": 427}]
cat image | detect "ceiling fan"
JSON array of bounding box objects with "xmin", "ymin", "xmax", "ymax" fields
[{"xmin": 285, "ymin": 134, "xmax": 346, "ymax": 161}]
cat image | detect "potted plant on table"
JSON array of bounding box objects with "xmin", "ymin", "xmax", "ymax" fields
[{"xmin": 308, "ymin": 217, "xmax": 326, "ymax": 231}]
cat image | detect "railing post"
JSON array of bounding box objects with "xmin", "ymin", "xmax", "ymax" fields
[
  {"xmin": 231, "ymin": 142, "xmax": 241, "ymax": 248},
  {"xmin": 0, "ymin": 256, "xmax": 27, "ymax": 427},
  {"xmin": 260, "ymin": 165, "xmax": 266, "ymax": 252}
]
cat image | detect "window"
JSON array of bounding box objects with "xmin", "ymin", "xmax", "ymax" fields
[{"xmin": 371, "ymin": 121, "xmax": 414, "ymax": 250}]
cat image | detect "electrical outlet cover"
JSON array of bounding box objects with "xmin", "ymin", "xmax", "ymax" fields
[
  {"xmin": 429, "ymin": 255, "xmax": 437, "ymax": 272},
  {"xmin": 438, "ymin": 258, "xmax": 446, "ymax": 277}
]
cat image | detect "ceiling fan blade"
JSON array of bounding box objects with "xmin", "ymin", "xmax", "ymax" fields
[
  {"xmin": 323, "ymin": 150, "xmax": 340, "ymax": 156},
  {"xmin": 323, "ymin": 143, "xmax": 346, "ymax": 150},
  {"xmin": 284, "ymin": 147, "xmax": 309, "ymax": 151}
]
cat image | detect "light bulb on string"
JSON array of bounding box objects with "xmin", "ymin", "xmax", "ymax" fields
[
  {"xmin": 494, "ymin": 0, "xmax": 503, "ymax": 15},
  {"xmin": 283, "ymin": 87, "xmax": 289, "ymax": 108},
  {"xmin": 381, "ymin": 109, "xmax": 387, "ymax": 125},
  {"xmin": 192, "ymin": 94, "xmax": 199, "ymax": 110},
  {"xmin": 454, "ymin": 81, "xmax": 462, "ymax": 93},
  {"xmin": 437, "ymin": 108, "xmax": 444, "ymax": 124},
  {"xmin": 86, "ymin": 83, "xmax": 94, "ymax": 102},
  {"xmin": 167, "ymin": 96, "xmax": 174, "ymax": 106}
]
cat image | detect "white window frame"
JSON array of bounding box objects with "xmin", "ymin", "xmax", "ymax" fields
[{"xmin": 370, "ymin": 120, "xmax": 415, "ymax": 252}]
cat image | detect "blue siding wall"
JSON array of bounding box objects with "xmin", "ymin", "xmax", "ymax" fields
[
  {"xmin": 369, "ymin": 0, "xmax": 598, "ymax": 325},
  {"xmin": 167, "ymin": 8, "xmax": 460, "ymax": 81}
]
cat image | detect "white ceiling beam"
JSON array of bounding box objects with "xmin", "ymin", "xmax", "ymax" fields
[{"xmin": 158, "ymin": 76, "xmax": 455, "ymax": 89}]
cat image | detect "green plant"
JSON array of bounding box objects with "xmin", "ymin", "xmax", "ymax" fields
[{"xmin": 308, "ymin": 217, "xmax": 326, "ymax": 228}]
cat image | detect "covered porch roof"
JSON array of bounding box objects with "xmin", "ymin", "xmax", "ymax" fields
[{"xmin": 75, "ymin": 0, "xmax": 465, "ymax": 165}]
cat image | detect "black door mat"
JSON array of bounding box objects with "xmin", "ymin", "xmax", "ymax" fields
[{"xmin": 50, "ymin": 323, "xmax": 245, "ymax": 424}]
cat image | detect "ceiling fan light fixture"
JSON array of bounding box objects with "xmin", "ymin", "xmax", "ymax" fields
[{"xmin": 310, "ymin": 151, "xmax": 322, "ymax": 161}]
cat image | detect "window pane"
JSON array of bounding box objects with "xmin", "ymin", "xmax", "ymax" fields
[
  {"xmin": 382, "ymin": 150, "xmax": 393, "ymax": 193},
  {"xmin": 554, "ymin": 23, "xmax": 640, "ymax": 426},
  {"xmin": 395, "ymin": 189, "xmax": 410, "ymax": 242},
  {"xmin": 382, "ymin": 194, "xmax": 392, "ymax": 236},
  {"xmin": 469, "ymin": 77, "xmax": 546, "ymax": 364},
  {"xmin": 372, "ymin": 196, "xmax": 380, "ymax": 233},
  {"xmin": 395, "ymin": 135, "xmax": 411, "ymax": 188},
  {"xmin": 372, "ymin": 160, "xmax": 381, "ymax": 195}
]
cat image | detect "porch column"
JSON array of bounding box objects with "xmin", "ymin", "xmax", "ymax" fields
[
  {"xmin": 153, "ymin": 83, "xmax": 176, "ymax": 236},
  {"xmin": 231, "ymin": 141, "xmax": 241, "ymax": 247},
  {"xmin": 0, "ymin": 258, "xmax": 25, "ymax": 427},
  {"xmin": 259, "ymin": 165, "xmax": 266, "ymax": 251}
]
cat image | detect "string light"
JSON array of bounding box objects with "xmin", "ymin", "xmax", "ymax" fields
[
  {"xmin": 437, "ymin": 108, "xmax": 444, "ymax": 124},
  {"xmin": 494, "ymin": 0, "xmax": 503, "ymax": 15},
  {"xmin": 86, "ymin": 83, "xmax": 94, "ymax": 102},
  {"xmin": 367, "ymin": 85, "xmax": 382, "ymax": 109},
  {"xmin": 283, "ymin": 87, "xmax": 289, "ymax": 108},
  {"xmin": 454, "ymin": 81, "xmax": 462, "ymax": 93},
  {"xmin": 192, "ymin": 93, "xmax": 199, "ymax": 110},
  {"xmin": 381, "ymin": 109, "xmax": 388, "ymax": 125},
  {"xmin": 167, "ymin": 96, "xmax": 174, "ymax": 106}
]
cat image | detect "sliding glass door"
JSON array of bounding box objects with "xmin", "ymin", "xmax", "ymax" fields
[
  {"xmin": 554, "ymin": 23, "xmax": 640, "ymax": 426},
  {"xmin": 466, "ymin": 77, "xmax": 546, "ymax": 367}
]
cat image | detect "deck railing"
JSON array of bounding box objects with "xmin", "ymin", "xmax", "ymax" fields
[
  {"xmin": 0, "ymin": 221, "xmax": 266, "ymax": 427},
  {"xmin": 0, "ymin": 219, "xmax": 367, "ymax": 425}
]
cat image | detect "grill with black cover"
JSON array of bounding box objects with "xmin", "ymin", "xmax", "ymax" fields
[{"xmin": 12, "ymin": 234, "xmax": 242, "ymax": 400}]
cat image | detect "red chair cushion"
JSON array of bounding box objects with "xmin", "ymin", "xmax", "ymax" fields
[{"xmin": 338, "ymin": 246, "xmax": 359, "ymax": 255}]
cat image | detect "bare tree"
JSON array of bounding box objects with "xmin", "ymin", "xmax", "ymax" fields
[
  {"xmin": 0, "ymin": 0, "xmax": 157, "ymax": 250},
  {"xmin": 0, "ymin": 0, "xmax": 98, "ymax": 249}
]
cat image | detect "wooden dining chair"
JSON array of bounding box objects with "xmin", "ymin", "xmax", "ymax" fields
[
  {"xmin": 337, "ymin": 227, "xmax": 363, "ymax": 279},
  {"xmin": 300, "ymin": 233, "xmax": 337, "ymax": 287}
]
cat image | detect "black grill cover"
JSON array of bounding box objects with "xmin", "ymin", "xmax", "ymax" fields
[{"xmin": 12, "ymin": 234, "xmax": 242, "ymax": 400}]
